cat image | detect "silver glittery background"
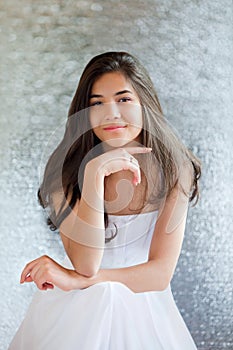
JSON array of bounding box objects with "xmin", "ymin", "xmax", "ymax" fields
[{"xmin": 0, "ymin": 1, "xmax": 232, "ymax": 349}]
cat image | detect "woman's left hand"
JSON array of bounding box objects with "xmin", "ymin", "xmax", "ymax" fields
[{"xmin": 20, "ymin": 255, "xmax": 86, "ymax": 291}]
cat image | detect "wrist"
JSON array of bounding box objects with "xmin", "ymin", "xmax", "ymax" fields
[{"xmin": 81, "ymin": 163, "xmax": 104, "ymax": 212}]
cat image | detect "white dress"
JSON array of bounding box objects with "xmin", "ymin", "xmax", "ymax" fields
[{"xmin": 9, "ymin": 211, "xmax": 197, "ymax": 350}]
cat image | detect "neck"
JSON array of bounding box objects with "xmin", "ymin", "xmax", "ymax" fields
[{"xmin": 104, "ymin": 170, "xmax": 148, "ymax": 215}]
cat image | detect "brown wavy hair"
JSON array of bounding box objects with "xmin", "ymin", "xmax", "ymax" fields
[{"xmin": 38, "ymin": 51, "xmax": 201, "ymax": 235}]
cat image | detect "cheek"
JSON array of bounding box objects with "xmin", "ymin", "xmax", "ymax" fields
[
  {"xmin": 91, "ymin": 125, "xmax": 101, "ymax": 139},
  {"xmin": 123, "ymin": 105, "xmax": 143, "ymax": 128},
  {"xmin": 89, "ymin": 113, "xmax": 102, "ymax": 138},
  {"xmin": 89, "ymin": 110, "xmax": 99, "ymax": 129}
]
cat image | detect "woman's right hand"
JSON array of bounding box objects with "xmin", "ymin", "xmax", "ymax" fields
[{"xmin": 86, "ymin": 147, "xmax": 152, "ymax": 186}]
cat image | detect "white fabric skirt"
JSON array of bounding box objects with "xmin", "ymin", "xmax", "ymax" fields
[
  {"xmin": 9, "ymin": 281, "xmax": 197, "ymax": 350},
  {"xmin": 9, "ymin": 211, "xmax": 197, "ymax": 349}
]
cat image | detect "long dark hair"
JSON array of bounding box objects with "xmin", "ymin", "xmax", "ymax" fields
[{"xmin": 38, "ymin": 51, "xmax": 201, "ymax": 234}]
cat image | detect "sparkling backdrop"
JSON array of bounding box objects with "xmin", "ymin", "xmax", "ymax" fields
[{"xmin": 0, "ymin": 1, "xmax": 232, "ymax": 349}]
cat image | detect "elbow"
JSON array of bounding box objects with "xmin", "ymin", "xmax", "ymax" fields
[
  {"xmin": 156, "ymin": 280, "xmax": 170, "ymax": 291},
  {"xmin": 157, "ymin": 270, "xmax": 173, "ymax": 291},
  {"xmin": 149, "ymin": 259, "xmax": 173, "ymax": 291},
  {"xmin": 160, "ymin": 270, "xmax": 174, "ymax": 291},
  {"xmin": 153, "ymin": 275, "xmax": 170, "ymax": 291},
  {"xmin": 74, "ymin": 263, "xmax": 100, "ymax": 278},
  {"xmin": 68, "ymin": 250, "xmax": 103, "ymax": 278}
]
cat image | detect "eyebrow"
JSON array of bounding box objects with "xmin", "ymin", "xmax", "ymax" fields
[{"xmin": 89, "ymin": 90, "xmax": 133, "ymax": 99}]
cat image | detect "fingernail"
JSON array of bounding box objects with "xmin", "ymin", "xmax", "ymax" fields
[{"xmin": 133, "ymin": 177, "xmax": 140, "ymax": 186}]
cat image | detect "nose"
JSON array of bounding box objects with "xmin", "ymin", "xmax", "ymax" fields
[{"xmin": 104, "ymin": 102, "xmax": 121, "ymax": 120}]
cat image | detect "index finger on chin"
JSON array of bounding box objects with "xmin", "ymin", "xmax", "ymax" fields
[{"xmin": 124, "ymin": 147, "xmax": 152, "ymax": 155}]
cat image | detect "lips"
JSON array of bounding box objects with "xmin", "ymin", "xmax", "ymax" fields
[{"xmin": 103, "ymin": 125, "xmax": 127, "ymax": 131}]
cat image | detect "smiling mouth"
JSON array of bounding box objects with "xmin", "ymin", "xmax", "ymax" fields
[{"xmin": 103, "ymin": 125, "xmax": 127, "ymax": 131}]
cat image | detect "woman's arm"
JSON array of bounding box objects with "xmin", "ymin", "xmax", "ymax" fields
[
  {"xmin": 21, "ymin": 161, "xmax": 191, "ymax": 292},
  {"xmin": 81, "ymin": 184, "xmax": 190, "ymax": 292},
  {"xmin": 20, "ymin": 186, "xmax": 189, "ymax": 292},
  {"xmin": 58, "ymin": 163, "xmax": 106, "ymax": 278},
  {"xmin": 87, "ymin": 166, "xmax": 193, "ymax": 293},
  {"xmin": 55, "ymin": 147, "xmax": 150, "ymax": 277}
]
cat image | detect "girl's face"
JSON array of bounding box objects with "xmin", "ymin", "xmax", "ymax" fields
[{"xmin": 89, "ymin": 72, "xmax": 143, "ymax": 147}]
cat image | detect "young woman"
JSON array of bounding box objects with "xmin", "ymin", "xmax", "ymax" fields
[{"xmin": 9, "ymin": 51, "xmax": 201, "ymax": 349}]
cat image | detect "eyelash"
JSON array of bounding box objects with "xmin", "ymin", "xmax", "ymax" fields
[
  {"xmin": 119, "ymin": 97, "xmax": 132, "ymax": 103},
  {"xmin": 90, "ymin": 97, "xmax": 132, "ymax": 106},
  {"xmin": 90, "ymin": 101, "xmax": 102, "ymax": 106}
]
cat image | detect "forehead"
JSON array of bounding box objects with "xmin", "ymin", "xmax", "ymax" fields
[{"xmin": 91, "ymin": 72, "xmax": 134, "ymax": 93}]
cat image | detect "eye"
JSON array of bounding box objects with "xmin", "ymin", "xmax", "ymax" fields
[
  {"xmin": 90, "ymin": 101, "xmax": 102, "ymax": 107},
  {"xmin": 118, "ymin": 97, "xmax": 132, "ymax": 103}
]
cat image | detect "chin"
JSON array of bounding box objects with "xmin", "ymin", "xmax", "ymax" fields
[{"xmin": 104, "ymin": 138, "xmax": 133, "ymax": 148}]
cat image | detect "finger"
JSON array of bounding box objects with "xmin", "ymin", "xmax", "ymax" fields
[
  {"xmin": 22, "ymin": 263, "xmax": 42, "ymax": 288},
  {"xmin": 20, "ymin": 259, "xmax": 40, "ymax": 283},
  {"xmin": 123, "ymin": 154, "xmax": 141, "ymax": 184},
  {"xmin": 121, "ymin": 160, "xmax": 141, "ymax": 185},
  {"xmin": 105, "ymin": 157, "xmax": 141, "ymax": 184},
  {"xmin": 122, "ymin": 147, "xmax": 152, "ymax": 155},
  {"xmin": 22, "ymin": 257, "xmax": 47, "ymax": 285},
  {"xmin": 24, "ymin": 275, "xmax": 33, "ymax": 283},
  {"xmin": 42, "ymin": 282, "xmax": 54, "ymax": 290},
  {"xmin": 30, "ymin": 262, "xmax": 54, "ymax": 290},
  {"xmin": 129, "ymin": 162, "xmax": 141, "ymax": 185},
  {"xmin": 24, "ymin": 276, "xmax": 52, "ymax": 291},
  {"xmin": 20, "ymin": 255, "xmax": 53, "ymax": 283},
  {"xmin": 31, "ymin": 271, "xmax": 49, "ymax": 290}
]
